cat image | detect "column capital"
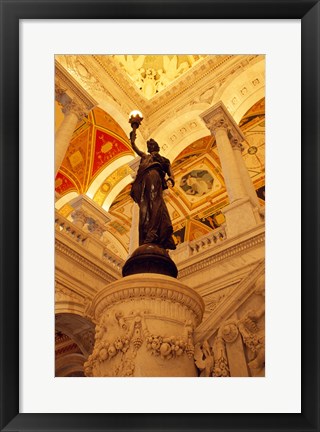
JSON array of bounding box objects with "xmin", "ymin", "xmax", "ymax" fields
[
  {"xmin": 71, "ymin": 209, "xmax": 87, "ymax": 227},
  {"xmin": 200, "ymin": 101, "xmax": 245, "ymax": 143},
  {"xmin": 70, "ymin": 194, "xmax": 111, "ymax": 225},
  {"xmin": 230, "ymin": 136, "xmax": 244, "ymax": 151},
  {"xmin": 55, "ymin": 82, "xmax": 91, "ymax": 120},
  {"xmin": 62, "ymin": 99, "xmax": 89, "ymax": 120},
  {"xmin": 55, "ymin": 83, "xmax": 68, "ymax": 103},
  {"xmin": 55, "ymin": 60, "xmax": 97, "ymax": 111}
]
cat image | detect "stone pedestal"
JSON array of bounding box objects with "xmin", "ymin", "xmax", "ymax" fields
[
  {"xmin": 84, "ymin": 274, "xmax": 204, "ymax": 377},
  {"xmin": 122, "ymin": 244, "xmax": 178, "ymax": 278}
]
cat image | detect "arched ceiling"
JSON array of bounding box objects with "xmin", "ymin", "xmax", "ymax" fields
[
  {"xmin": 55, "ymin": 107, "xmax": 134, "ymax": 198},
  {"xmin": 55, "ymin": 55, "xmax": 265, "ymax": 258}
]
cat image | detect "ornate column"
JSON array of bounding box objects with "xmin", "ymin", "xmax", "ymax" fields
[
  {"xmin": 200, "ymin": 102, "xmax": 257, "ymax": 237},
  {"xmin": 55, "ymin": 60, "xmax": 97, "ymax": 174},
  {"xmin": 55, "ymin": 96, "xmax": 88, "ymax": 173}
]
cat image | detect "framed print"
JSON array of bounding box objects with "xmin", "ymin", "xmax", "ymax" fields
[{"xmin": 0, "ymin": 0, "xmax": 319, "ymax": 431}]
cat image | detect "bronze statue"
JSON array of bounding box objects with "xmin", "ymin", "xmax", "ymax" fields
[{"xmin": 129, "ymin": 131, "xmax": 176, "ymax": 250}]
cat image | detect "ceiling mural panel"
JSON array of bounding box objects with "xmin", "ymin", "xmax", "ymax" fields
[
  {"xmin": 60, "ymin": 127, "xmax": 91, "ymax": 193},
  {"xmin": 55, "ymin": 107, "xmax": 133, "ymax": 198},
  {"xmin": 239, "ymin": 98, "xmax": 265, "ymax": 128},
  {"xmin": 93, "ymin": 165, "xmax": 133, "ymax": 207},
  {"xmin": 55, "ymin": 171, "xmax": 78, "ymax": 196},
  {"xmin": 195, "ymin": 210, "xmax": 226, "ymax": 231},
  {"xmin": 186, "ymin": 219, "xmax": 213, "ymax": 242},
  {"xmin": 91, "ymin": 107, "xmax": 128, "ymax": 142},
  {"xmin": 180, "ymin": 169, "xmax": 215, "ymax": 198},
  {"xmin": 91, "ymin": 129, "xmax": 132, "ymax": 179},
  {"xmin": 172, "ymin": 225, "xmax": 186, "ymax": 246},
  {"xmin": 241, "ymin": 100, "xmax": 265, "ymax": 181}
]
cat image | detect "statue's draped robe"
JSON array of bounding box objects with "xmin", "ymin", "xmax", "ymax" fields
[{"xmin": 130, "ymin": 153, "xmax": 176, "ymax": 250}]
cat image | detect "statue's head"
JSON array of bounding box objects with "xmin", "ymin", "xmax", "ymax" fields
[{"xmin": 147, "ymin": 138, "xmax": 160, "ymax": 153}]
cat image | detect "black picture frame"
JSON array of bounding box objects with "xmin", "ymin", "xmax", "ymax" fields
[{"xmin": 0, "ymin": 1, "xmax": 319, "ymax": 431}]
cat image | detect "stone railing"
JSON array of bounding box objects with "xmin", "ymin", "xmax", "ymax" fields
[
  {"xmin": 55, "ymin": 212, "xmax": 124, "ymax": 274},
  {"xmin": 55, "ymin": 215, "xmax": 88, "ymax": 245},
  {"xmin": 170, "ymin": 225, "xmax": 227, "ymax": 264},
  {"xmin": 55, "ymin": 211, "xmax": 228, "ymax": 273},
  {"xmin": 189, "ymin": 225, "xmax": 227, "ymax": 255},
  {"xmin": 102, "ymin": 250, "xmax": 124, "ymax": 271}
]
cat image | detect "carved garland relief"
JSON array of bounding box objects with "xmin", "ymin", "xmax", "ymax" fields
[{"xmin": 84, "ymin": 311, "xmax": 196, "ymax": 377}]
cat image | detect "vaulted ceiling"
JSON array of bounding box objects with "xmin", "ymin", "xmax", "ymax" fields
[{"xmin": 55, "ymin": 55, "xmax": 265, "ymax": 259}]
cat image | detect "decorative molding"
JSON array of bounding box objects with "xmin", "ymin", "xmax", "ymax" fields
[
  {"xmin": 178, "ymin": 230, "xmax": 265, "ymax": 278},
  {"xmin": 85, "ymin": 54, "xmax": 260, "ymax": 127},
  {"xmin": 84, "ymin": 311, "xmax": 195, "ymax": 377},
  {"xmin": 200, "ymin": 101, "xmax": 246, "ymax": 142},
  {"xmin": 55, "ymin": 283, "xmax": 85, "ymax": 303},
  {"xmin": 61, "ymin": 99, "xmax": 88, "ymax": 120},
  {"xmin": 194, "ymin": 259, "xmax": 265, "ymax": 342},
  {"xmin": 194, "ymin": 338, "xmax": 230, "ymax": 377},
  {"xmin": 238, "ymin": 306, "xmax": 265, "ymax": 372},
  {"xmin": 70, "ymin": 194, "xmax": 111, "ymax": 226},
  {"xmin": 90, "ymin": 276, "xmax": 205, "ymax": 327},
  {"xmin": 212, "ymin": 336, "xmax": 230, "ymax": 377},
  {"xmin": 219, "ymin": 321, "xmax": 239, "ymax": 343},
  {"xmin": 55, "ymin": 239, "xmax": 118, "ymax": 283},
  {"xmin": 55, "ymin": 60, "xmax": 97, "ymax": 110},
  {"xmin": 55, "ymin": 211, "xmax": 124, "ymax": 274},
  {"xmin": 194, "ymin": 340, "xmax": 214, "ymax": 377},
  {"xmin": 202, "ymin": 285, "xmax": 236, "ymax": 316}
]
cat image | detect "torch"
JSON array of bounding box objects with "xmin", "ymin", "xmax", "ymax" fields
[{"xmin": 129, "ymin": 110, "xmax": 143, "ymax": 144}]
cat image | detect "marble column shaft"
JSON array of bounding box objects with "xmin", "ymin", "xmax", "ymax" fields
[
  {"xmin": 232, "ymin": 142, "xmax": 261, "ymax": 209},
  {"xmin": 214, "ymin": 126, "xmax": 247, "ymax": 202},
  {"xmin": 55, "ymin": 98, "xmax": 87, "ymax": 174}
]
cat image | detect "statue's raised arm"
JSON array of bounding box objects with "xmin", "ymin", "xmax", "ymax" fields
[{"xmin": 129, "ymin": 130, "xmax": 145, "ymax": 157}]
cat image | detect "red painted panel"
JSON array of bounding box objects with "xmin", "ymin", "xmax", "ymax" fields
[
  {"xmin": 91, "ymin": 129, "xmax": 131, "ymax": 177},
  {"xmin": 55, "ymin": 171, "xmax": 77, "ymax": 195}
]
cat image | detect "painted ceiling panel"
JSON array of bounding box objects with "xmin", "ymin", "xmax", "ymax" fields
[
  {"xmin": 91, "ymin": 129, "xmax": 132, "ymax": 178},
  {"xmin": 55, "ymin": 107, "xmax": 134, "ymax": 198},
  {"xmin": 91, "ymin": 107, "xmax": 129, "ymax": 142},
  {"xmin": 55, "ymin": 171, "xmax": 78, "ymax": 195}
]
